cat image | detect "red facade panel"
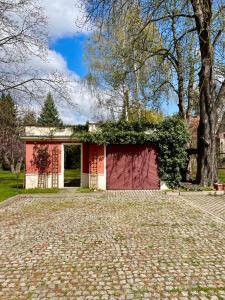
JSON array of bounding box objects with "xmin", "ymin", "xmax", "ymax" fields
[
  {"xmin": 89, "ymin": 144, "xmax": 104, "ymax": 174},
  {"xmin": 106, "ymin": 144, "xmax": 160, "ymax": 190},
  {"xmin": 26, "ymin": 142, "xmax": 62, "ymax": 174}
]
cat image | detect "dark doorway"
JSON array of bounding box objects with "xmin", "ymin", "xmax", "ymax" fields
[{"xmin": 64, "ymin": 144, "xmax": 81, "ymax": 187}]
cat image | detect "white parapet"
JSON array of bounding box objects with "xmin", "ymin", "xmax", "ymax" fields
[{"xmin": 24, "ymin": 126, "xmax": 74, "ymax": 138}]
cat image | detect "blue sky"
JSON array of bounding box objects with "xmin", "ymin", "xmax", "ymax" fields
[{"xmin": 51, "ymin": 35, "xmax": 88, "ymax": 78}]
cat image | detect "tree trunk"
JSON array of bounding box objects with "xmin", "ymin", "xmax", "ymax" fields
[
  {"xmin": 171, "ymin": 16, "xmax": 186, "ymax": 119},
  {"xmin": 196, "ymin": 75, "xmax": 217, "ymax": 186},
  {"xmin": 10, "ymin": 164, "xmax": 15, "ymax": 173},
  {"xmin": 177, "ymin": 67, "xmax": 186, "ymax": 119},
  {"xmin": 186, "ymin": 50, "xmax": 195, "ymax": 124},
  {"xmin": 121, "ymin": 89, "xmax": 129, "ymax": 121},
  {"xmin": 16, "ymin": 158, "xmax": 23, "ymax": 173},
  {"xmin": 191, "ymin": 0, "xmax": 217, "ymax": 186}
]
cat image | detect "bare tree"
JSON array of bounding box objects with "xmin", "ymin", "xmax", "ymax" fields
[
  {"xmin": 85, "ymin": 5, "xmax": 170, "ymax": 120},
  {"xmin": 0, "ymin": 0, "xmax": 70, "ymax": 101},
  {"xmin": 0, "ymin": 93, "xmax": 24, "ymax": 173}
]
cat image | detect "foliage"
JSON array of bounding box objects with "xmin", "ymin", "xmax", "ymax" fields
[
  {"xmin": 127, "ymin": 108, "xmax": 164, "ymax": 123},
  {"xmin": 37, "ymin": 92, "xmax": 63, "ymax": 126},
  {"xmin": 75, "ymin": 117, "xmax": 190, "ymax": 187},
  {"xmin": 23, "ymin": 111, "xmax": 37, "ymax": 126},
  {"xmin": 71, "ymin": 124, "xmax": 89, "ymax": 132}
]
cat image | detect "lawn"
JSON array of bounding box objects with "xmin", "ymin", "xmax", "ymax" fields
[
  {"xmin": 64, "ymin": 168, "xmax": 80, "ymax": 187},
  {"xmin": 218, "ymin": 169, "xmax": 225, "ymax": 183},
  {"xmin": 0, "ymin": 170, "xmax": 60, "ymax": 203}
]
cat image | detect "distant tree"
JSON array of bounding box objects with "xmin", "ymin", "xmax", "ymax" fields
[
  {"xmin": 125, "ymin": 106, "xmax": 164, "ymax": 123},
  {"xmin": 0, "ymin": 93, "xmax": 24, "ymax": 173},
  {"xmin": 23, "ymin": 111, "xmax": 37, "ymax": 126},
  {"xmin": 37, "ymin": 93, "xmax": 63, "ymax": 126}
]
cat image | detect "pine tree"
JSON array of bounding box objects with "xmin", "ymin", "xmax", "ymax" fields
[
  {"xmin": 23, "ymin": 111, "xmax": 37, "ymax": 126},
  {"xmin": 0, "ymin": 93, "xmax": 17, "ymax": 128},
  {"xmin": 37, "ymin": 92, "xmax": 63, "ymax": 126}
]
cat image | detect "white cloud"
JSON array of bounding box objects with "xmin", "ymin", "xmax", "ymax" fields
[
  {"xmin": 57, "ymin": 80, "xmax": 104, "ymax": 124},
  {"xmin": 26, "ymin": 49, "xmax": 69, "ymax": 74},
  {"xmin": 41, "ymin": 0, "xmax": 89, "ymax": 39},
  {"xmin": 24, "ymin": 49, "xmax": 101, "ymax": 124}
]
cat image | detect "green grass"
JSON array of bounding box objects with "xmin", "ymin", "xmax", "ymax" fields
[
  {"xmin": 64, "ymin": 169, "xmax": 80, "ymax": 180},
  {"xmin": 20, "ymin": 188, "xmax": 60, "ymax": 194},
  {"xmin": 218, "ymin": 169, "xmax": 225, "ymax": 183},
  {"xmin": 0, "ymin": 170, "xmax": 60, "ymax": 203},
  {"xmin": 0, "ymin": 170, "xmax": 24, "ymax": 202},
  {"xmin": 76, "ymin": 187, "xmax": 92, "ymax": 193},
  {"xmin": 64, "ymin": 169, "xmax": 81, "ymax": 187}
]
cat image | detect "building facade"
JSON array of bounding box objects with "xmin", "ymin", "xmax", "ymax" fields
[{"xmin": 22, "ymin": 126, "xmax": 161, "ymax": 190}]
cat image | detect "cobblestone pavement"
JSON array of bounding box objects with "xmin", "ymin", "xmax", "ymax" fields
[
  {"xmin": 181, "ymin": 194, "xmax": 225, "ymax": 222},
  {"xmin": 0, "ymin": 191, "xmax": 225, "ymax": 300}
]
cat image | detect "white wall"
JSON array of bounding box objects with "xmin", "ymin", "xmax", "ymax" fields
[{"xmin": 25, "ymin": 173, "xmax": 64, "ymax": 189}]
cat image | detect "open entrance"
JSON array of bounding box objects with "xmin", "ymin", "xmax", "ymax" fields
[{"xmin": 64, "ymin": 144, "xmax": 81, "ymax": 187}]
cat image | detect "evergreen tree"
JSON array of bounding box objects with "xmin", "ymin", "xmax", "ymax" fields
[
  {"xmin": 37, "ymin": 92, "xmax": 63, "ymax": 126},
  {"xmin": 23, "ymin": 111, "xmax": 37, "ymax": 126},
  {"xmin": 0, "ymin": 93, "xmax": 17, "ymax": 128}
]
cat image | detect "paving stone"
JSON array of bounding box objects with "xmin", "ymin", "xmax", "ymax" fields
[{"xmin": 0, "ymin": 191, "xmax": 224, "ymax": 299}]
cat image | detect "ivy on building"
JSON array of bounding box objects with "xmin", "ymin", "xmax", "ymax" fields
[{"xmin": 73, "ymin": 117, "xmax": 190, "ymax": 188}]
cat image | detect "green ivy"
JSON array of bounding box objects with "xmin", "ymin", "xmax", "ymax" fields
[{"xmin": 73, "ymin": 117, "xmax": 190, "ymax": 188}]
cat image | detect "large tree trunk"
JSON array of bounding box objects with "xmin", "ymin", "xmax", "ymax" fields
[
  {"xmin": 196, "ymin": 64, "xmax": 217, "ymax": 185},
  {"xmin": 191, "ymin": 0, "xmax": 217, "ymax": 186}
]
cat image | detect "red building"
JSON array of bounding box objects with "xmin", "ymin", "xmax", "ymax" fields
[{"xmin": 21, "ymin": 125, "xmax": 161, "ymax": 190}]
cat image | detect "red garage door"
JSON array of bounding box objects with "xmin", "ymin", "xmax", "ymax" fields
[{"xmin": 106, "ymin": 144, "xmax": 160, "ymax": 190}]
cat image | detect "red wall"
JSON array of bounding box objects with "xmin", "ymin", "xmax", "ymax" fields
[
  {"xmin": 82, "ymin": 143, "xmax": 104, "ymax": 174},
  {"xmin": 26, "ymin": 142, "xmax": 62, "ymax": 174},
  {"xmin": 26, "ymin": 142, "xmax": 105, "ymax": 175},
  {"xmin": 89, "ymin": 144, "xmax": 104, "ymax": 174}
]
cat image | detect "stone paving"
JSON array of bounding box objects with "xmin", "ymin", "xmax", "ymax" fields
[
  {"xmin": 0, "ymin": 190, "xmax": 225, "ymax": 299},
  {"xmin": 181, "ymin": 194, "xmax": 225, "ymax": 223}
]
